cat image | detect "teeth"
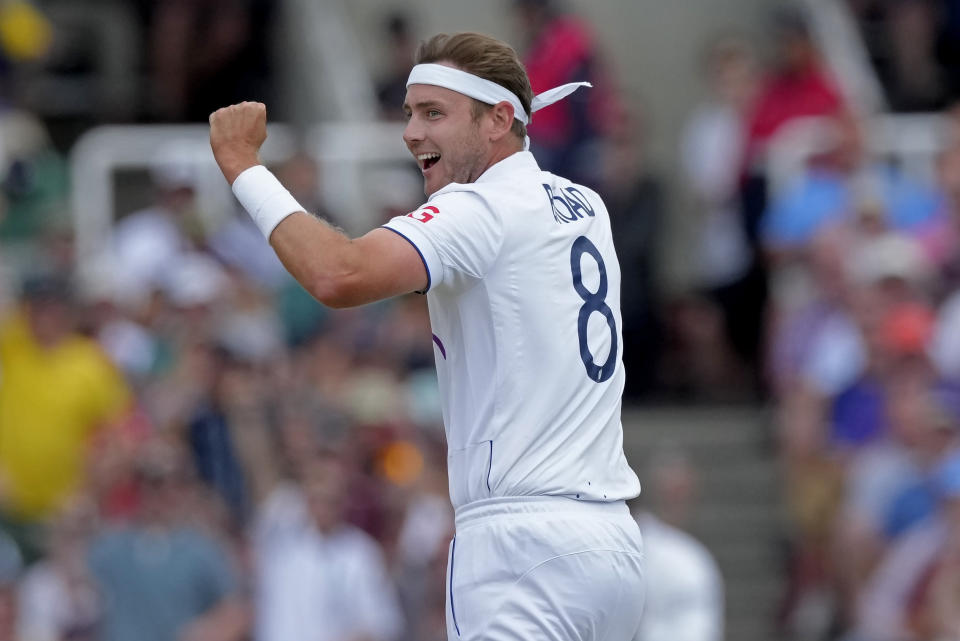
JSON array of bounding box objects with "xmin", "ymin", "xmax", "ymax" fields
[{"xmin": 417, "ymin": 152, "xmax": 440, "ymax": 161}]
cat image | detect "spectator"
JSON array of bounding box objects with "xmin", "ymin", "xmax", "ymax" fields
[
  {"xmin": 854, "ymin": 0, "xmax": 951, "ymax": 112},
  {"xmin": 682, "ymin": 36, "xmax": 757, "ymax": 295},
  {"xmin": 253, "ymin": 450, "xmax": 404, "ymax": 641},
  {"xmin": 145, "ymin": 0, "xmax": 275, "ymax": 122},
  {"xmin": 111, "ymin": 148, "xmax": 207, "ymax": 305},
  {"xmin": 513, "ymin": 0, "xmax": 624, "ymax": 188},
  {"xmin": 760, "ymin": 114, "xmax": 942, "ymax": 261},
  {"xmin": 776, "ymin": 249, "xmax": 935, "ymax": 637},
  {"xmin": 680, "ymin": 36, "xmax": 764, "ymax": 395},
  {"xmin": 633, "ymin": 447, "xmax": 724, "ymax": 641},
  {"xmin": 852, "ymin": 448, "xmax": 960, "ymax": 641},
  {"xmin": 832, "ymin": 380, "xmax": 960, "ymax": 628},
  {"xmin": 185, "ymin": 346, "xmax": 257, "ymax": 529},
  {"xmin": 600, "ymin": 112, "xmax": 663, "ymax": 400},
  {"xmin": 743, "ymin": 5, "xmax": 846, "ymax": 180},
  {"xmin": 0, "ymin": 529, "xmax": 22, "ymax": 641},
  {"xmin": 741, "ymin": 4, "xmax": 846, "ymax": 264},
  {"xmin": 88, "ymin": 440, "xmax": 246, "ymax": 641},
  {"xmin": 375, "ymin": 11, "xmax": 417, "ymax": 120},
  {"xmin": 17, "ymin": 497, "xmax": 101, "ymax": 641},
  {"xmin": 0, "ymin": 274, "xmax": 130, "ymax": 559}
]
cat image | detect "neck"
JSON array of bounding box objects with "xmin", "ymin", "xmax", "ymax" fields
[{"xmin": 480, "ymin": 140, "xmax": 523, "ymax": 175}]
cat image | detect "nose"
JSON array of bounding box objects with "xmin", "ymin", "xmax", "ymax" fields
[{"xmin": 403, "ymin": 116, "xmax": 424, "ymax": 147}]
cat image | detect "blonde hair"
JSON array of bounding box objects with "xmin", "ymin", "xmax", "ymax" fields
[{"xmin": 415, "ymin": 32, "xmax": 533, "ymax": 140}]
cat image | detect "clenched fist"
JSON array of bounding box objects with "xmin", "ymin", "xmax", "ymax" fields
[{"xmin": 209, "ymin": 101, "xmax": 268, "ymax": 185}]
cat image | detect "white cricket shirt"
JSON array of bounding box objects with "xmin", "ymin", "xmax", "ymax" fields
[{"xmin": 383, "ymin": 151, "xmax": 641, "ymax": 509}]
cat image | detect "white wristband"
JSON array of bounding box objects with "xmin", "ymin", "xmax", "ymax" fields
[{"xmin": 231, "ymin": 165, "xmax": 305, "ymax": 240}]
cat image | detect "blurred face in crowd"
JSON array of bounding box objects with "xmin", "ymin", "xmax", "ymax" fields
[
  {"xmin": 772, "ymin": 14, "xmax": 816, "ymax": 73},
  {"xmin": 403, "ymin": 81, "xmax": 492, "ymax": 197},
  {"xmin": 811, "ymin": 114, "xmax": 865, "ymax": 174},
  {"xmin": 808, "ymin": 228, "xmax": 851, "ymax": 302},
  {"xmin": 158, "ymin": 185, "xmax": 196, "ymax": 216},
  {"xmin": 707, "ymin": 40, "xmax": 758, "ymax": 110},
  {"xmin": 138, "ymin": 471, "xmax": 184, "ymax": 524},
  {"xmin": 885, "ymin": 368, "xmax": 937, "ymax": 446},
  {"xmin": 650, "ymin": 453, "xmax": 697, "ymax": 527},
  {"xmin": 135, "ymin": 445, "xmax": 188, "ymax": 526},
  {"xmin": 513, "ymin": 0, "xmax": 551, "ymax": 40},
  {"xmin": 48, "ymin": 497, "xmax": 98, "ymax": 571},
  {"xmin": 24, "ymin": 298, "xmax": 72, "ymax": 348},
  {"xmin": 303, "ymin": 456, "xmax": 348, "ymax": 533},
  {"xmin": 937, "ymin": 145, "xmax": 960, "ymax": 206}
]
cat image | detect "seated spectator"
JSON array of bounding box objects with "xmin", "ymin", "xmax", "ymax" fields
[
  {"xmin": 761, "ymin": 115, "xmax": 942, "ymax": 259},
  {"xmin": 833, "ymin": 379, "xmax": 959, "ymax": 625},
  {"xmin": 767, "ymin": 227, "xmax": 862, "ymax": 397},
  {"xmin": 853, "ymin": 449, "xmax": 960, "ymax": 641},
  {"xmin": 777, "ymin": 270, "xmax": 935, "ymax": 636},
  {"xmin": 111, "ymin": 147, "xmax": 207, "ymax": 305}
]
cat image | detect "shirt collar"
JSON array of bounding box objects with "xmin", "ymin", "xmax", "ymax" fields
[
  {"xmin": 476, "ymin": 151, "xmax": 540, "ymax": 183},
  {"xmin": 430, "ymin": 151, "xmax": 540, "ymax": 199}
]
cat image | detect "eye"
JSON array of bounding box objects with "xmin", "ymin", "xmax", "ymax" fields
[{"xmin": 427, "ymin": 109, "xmax": 442, "ymax": 119}]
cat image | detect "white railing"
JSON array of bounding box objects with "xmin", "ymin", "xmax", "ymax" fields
[
  {"xmin": 800, "ymin": 0, "xmax": 887, "ymax": 116},
  {"xmin": 765, "ymin": 113, "xmax": 950, "ymax": 197},
  {"xmin": 69, "ymin": 121, "xmax": 411, "ymax": 279}
]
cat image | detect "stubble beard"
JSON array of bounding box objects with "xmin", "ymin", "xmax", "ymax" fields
[{"xmin": 445, "ymin": 125, "xmax": 488, "ymax": 187}]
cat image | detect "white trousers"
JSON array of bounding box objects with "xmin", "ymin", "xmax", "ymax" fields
[{"xmin": 445, "ymin": 496, "xmax": 645, "ymax": 640}]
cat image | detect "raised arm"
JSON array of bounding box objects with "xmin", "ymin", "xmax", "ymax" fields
[{"xmin": 209, "ymin": 102, "xmax": 427, "ymax": 308}]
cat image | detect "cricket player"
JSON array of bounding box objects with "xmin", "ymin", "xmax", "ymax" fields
[{"xmin": 209, "ymin": 31, "xmax": 644, "ymax": 641}]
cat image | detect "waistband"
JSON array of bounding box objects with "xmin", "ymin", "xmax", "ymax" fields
[{"xmin": 454, "ymin": 496, "xmax": 630, "ymax": 530}]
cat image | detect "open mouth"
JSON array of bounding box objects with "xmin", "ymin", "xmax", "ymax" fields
[{"xmin": 417, "ymin": 152, "xmax": 441, "ymax": 172}]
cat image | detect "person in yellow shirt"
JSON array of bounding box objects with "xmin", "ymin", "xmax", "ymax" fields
[{"xmin": 0, "ymin": 275, "xmax": 130, "ymax": 557}]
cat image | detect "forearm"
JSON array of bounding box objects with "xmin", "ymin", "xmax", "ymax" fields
[
  {"xmin": 210, "ymin": 103, "xmax": 427, "ymax": 306},
  {"xmin": 234, "ymin": 173, "xmax": 426, "ymax": 307}
]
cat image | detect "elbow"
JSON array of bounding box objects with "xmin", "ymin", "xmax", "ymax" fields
[{"xmin": 309, "ymin": 272, "xmax": 362, "ymax": 309}]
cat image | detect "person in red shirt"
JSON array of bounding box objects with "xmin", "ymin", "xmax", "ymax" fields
[
  {"xmin": 743, "ymin": 6, "xmax": 846, "ymax": 175},
  {"xmin": 513, "ymin": 0, "xmax": 624, "ymax": 189}
]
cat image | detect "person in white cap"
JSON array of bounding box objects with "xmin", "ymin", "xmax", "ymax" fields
[{"xmin": 209, "ymin": 31, "xmax": 644, "ymax": 641}]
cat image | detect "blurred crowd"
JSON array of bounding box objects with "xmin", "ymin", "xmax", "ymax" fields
[
  {"xmin": 3, "ymin": 0, "xmax": 960, "ymax": 640},
  {"xmin": 674, "ymin": 2, "xmax": 960, "ymax": 640}
]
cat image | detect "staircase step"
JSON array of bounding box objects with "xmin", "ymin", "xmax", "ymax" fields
[{"xmin": 622, "ymin": 406, "xmax": 782, "ymax": 641}]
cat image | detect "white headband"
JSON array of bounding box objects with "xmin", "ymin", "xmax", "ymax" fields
[{"xmin": 406, "ymin": 63, "xmax": 591, "ymax": 126}]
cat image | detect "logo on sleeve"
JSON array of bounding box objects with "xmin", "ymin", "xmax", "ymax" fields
[{"xmin": 406, "ymin": 205, "xmax": 439, "ymax": 223}]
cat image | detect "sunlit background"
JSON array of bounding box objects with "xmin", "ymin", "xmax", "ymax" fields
[{"xmin": 1, "ymin": 1, "xmax": 959, "ymax": 640}]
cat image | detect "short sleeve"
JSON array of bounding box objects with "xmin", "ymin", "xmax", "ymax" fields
[{"xmin": 381, "ymin": 190, "xmax": 504, "ymax": 292}]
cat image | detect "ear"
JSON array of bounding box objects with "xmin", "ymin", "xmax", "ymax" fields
[{"xmin": 486, "ymin": 100, "xmax": 517, "ymax": 142}]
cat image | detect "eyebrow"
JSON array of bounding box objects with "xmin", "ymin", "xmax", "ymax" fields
[{"xmin": 403, "ymin": 99, "xmax": 445, "ymax": 113}]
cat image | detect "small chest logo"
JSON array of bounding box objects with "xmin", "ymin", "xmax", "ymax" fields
[{"xmin": 406, "ymin": 205, "xmax": 439, "ymax": 223}]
